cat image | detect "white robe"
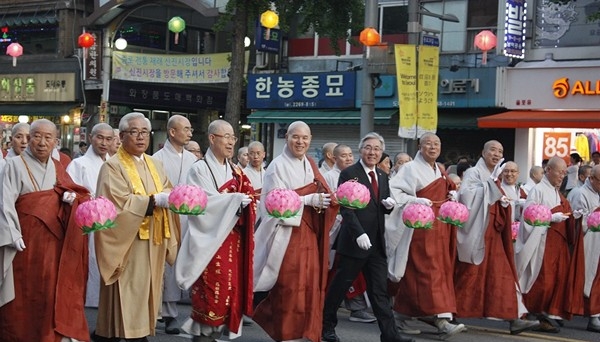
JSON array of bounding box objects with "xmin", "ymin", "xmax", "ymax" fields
[
  {"xmin": 323, "ymin": 166, "xmax": 343, "ymax": 265},
  {"xmin": 514, "ymin": 176, "xmax": 562, "ymax": 293},
  {"xmin": 253, "ymin": 145, "xmax": 312, "ymax": 292},
  {"xmin": 174, "ymin": 148, "xmax": 246, "ymax": 338},
  {"xmin": 457, "ymin": 158, "xmax": 503, "ymax": 265},
  {"xmin": 153, "ymin": 140, "xmax": 197, "ymax": 303},
  {"xmin": 385, "ymin": 151, "xmax": 441, "ymax": 281},
  {"xmin": 521, "ymin": 178, "xmax": 537, "ymax": 196},
  {"xmin": 66, "ymin": 148, "xmax": 108, "ymax": 308},
  {"xmin": 568, "ymin": 179, "xmax": 600, "ymax": 298},
  {"xmin": 243, "ymin": 165, "xmax": 265, "ymax": 191},
  {"xmin": 501, "ymin": 181, "xmax": 522, "ymax": 222}
]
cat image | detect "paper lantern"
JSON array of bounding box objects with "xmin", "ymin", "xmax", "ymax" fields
[
  {"xmin": 169, "ymin": 185, "xmax": 208, "ymax": 215},
  {"xmin": 75, "ymin": 196, "xmax": 118, "ymax": 234},
  {"xmin": 402, "ymin": 203, "xmax": 435, "ymax": 229},
  {"xmin": 522, "ymin": 203, "xmax": 552, "ymax": 227},
  {"xmin": 359, "ymin": 27, "xmax": 381, "ymax": 47},
  {"xmin": 336, "ymin": 180, "xmax": 371, "ymax": 209},
  {"xmin": 260, "ymin": 10, "xmax": 279, "ymax": 29},
  {"xmin": 6, "ymin": 42, "xmax": 23, "ymax": 67},
  {"xmin": 474, "ymin": 30, "xmax": 496, "ymax": 65},
  {"xmin": 265, "ymin": 188, "xmax": 302, "ymax": 219},
  {"xmin": 587, "ymin": 211, "xmax": 600, "ymax": 232},
  {"xmin": 78, "ymin": 32, "xmax": 95, "ymax": 48},
  {"xmin": 114, "ymin": 37, "xmax": 128, "ymax": 50},
  {"xmin": 437, "ymin": 201, "xmax": 469, "ymax": 228},
  {"xmin": 168, "ymin": 16, "xmax": 186, "ymax": 44}
]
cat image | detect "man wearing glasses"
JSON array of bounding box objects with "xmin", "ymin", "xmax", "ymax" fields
[
  {"xmin": 176, "ymin": 119, "xmax": 254, "ymax": 342},
  {"xmin": 153, "ymin": 114, "xmax": 197, "ymax": 334},
  {"xmin": 94, "ymin": 112, "xmax": 180, "ymax": 342},
  {"xmin": 185, "ymin": 141, "xmax": 204, "ymax": 160}
]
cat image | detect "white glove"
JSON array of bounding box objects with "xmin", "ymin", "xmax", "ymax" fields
[
  {"xmin": 448, "ymin": 190, "xmax": 458, "ymax": 202},
  {"xmin": 241, "ymin": 194, "xmax": 252, "ymax": 208},
  {"xmin": 413, "ymin": 197, "xmax": 432, "ymax": 206},
  {"xmin": 356, "ymin": 233, "xmax": 372, "ymax": 250},
  {"xmin": 573, "ymin": 209, "xmax": 587, "ymax": 219},
  {"xmin": 514, "ymin": 198, "xmax": 526, "ymax": 207},
  {"xmin": 490, "ymin": 158, "xmax": 506, "ymax": 181},
  {"xmin": 303, "ymin": 193, "xmax": 331, "ymax": 209},
  {"xmin": 500, "ymin": 196, "xmax": 510, "ymax": 208},
  {"xmin": 381, "ymin": 197, "xmax": 396, "ymax": 209},
  {"xmin": 62, "ymin": 191, "xmax": 76, "ymax": 205},
  {"xmin": 551, "ymin": 212, "xmax": 569, "ymax": 222},
  {"xmin": 154, "ymin": 192, "xmax": 170, "ymax": 208},
  {"xmin": 13, "ymin": 238, "xmax": 26, "ymax": 251}
]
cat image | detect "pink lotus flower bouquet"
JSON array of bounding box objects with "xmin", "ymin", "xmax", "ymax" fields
[
  {"xmin": 336, "ymin": 180, "xmax": 371, "ymax": 209},
  {"xmin": 587, "ymin": 211, "xmax": 600, "ymax": 232},
  {"xmin": 402, "ymin": 203, "xmax": 435, "ymax": 229},
  {"xmin": 265, "ymin": 188, "xmax": 303, "ymax": 219},
  {"xmin": 437, "ymin": 201, "xmax": 469, "ymax": 228},
  {"xmin": 522, "ymin": 203, "xmax": 552, "ymax": 227},
  {"xmin": 75, "ymin": 196, "xmax": 117, "ymax": 234},
  {"xmin": 511, "ymin": 221, "xmax": 520, "ymax": 242},
  {"xmin": 168, "ymin": 185, "xmax": 208, "ymax": 215}
]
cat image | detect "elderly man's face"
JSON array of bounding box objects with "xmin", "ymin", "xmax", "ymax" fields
[
  {"xmin": 29, "ymin": 125, "xmax": 56, "ymax": 162},
  {"xmin": 91, "ymin": 129, "xmax": 114, "ymax": 157},
  {"xmin": 286, "ymin": 126, "xmax": 311, "ymax": 159},
  {"xmin": 502, "ymin": 163, "xmax": 519, "ymax": 185},
  {"xmin": 483, "ymin": 141, "xmax": 504, "ymax": 170},
  {"xmin": 120, "ymin": 118, "xmax": 150, "ymax": 157},
  {"xmin": 546, "ymin": 160, "xmax": 567, "ymax": 188},
  {"xmin": 12, "ymin": 128, "xmax": 29, "ymax": 155}
]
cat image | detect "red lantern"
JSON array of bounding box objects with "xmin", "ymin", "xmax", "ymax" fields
[
  {"xmin": 359, "ymin": 27, "xmax": 381, "ymax": 47},
  {"xmin": 474, "ymin": 30, "xmax": 497, "ymax": 65},
  {"xmin": 78, "ymin": 32, "xmax": 95, "ymax": 48},
  {"xmin": 6, "ymin": 42, "xmax": 23, "ymax": 67}
]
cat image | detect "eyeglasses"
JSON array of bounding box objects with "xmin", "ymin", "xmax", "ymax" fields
[
  {"xmin": 213, "ymin": 133, "xmax": 238, "ymax": 142},
  {"xmin": 362, "ymin": 145, "xmax": 382, "ymax": 153},
  {"xmin": 503, "ymin": 169, "xmax": 519, "ymax": 174},
  {"xmin": 187, "ymin": 149, "xmax": 201, "ymax": 153},
  {"xmin": 181, "ymin": 127, "xmax": 194, "ymax": 133},
  {"xmin": 248, "ymin": 152, "xmax": 263, "ymax": 157},
  {"xmin": 124, "ymin": 130, "xmax": 151, "ymax": 137}
]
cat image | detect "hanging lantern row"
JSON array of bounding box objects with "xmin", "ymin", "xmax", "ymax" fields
[
  {"xmin": 168, "ymin": 16, "xmax": 186, "ymax": 45},
  {"xmin": 6, "ymin": 42, "xmax": 23, "ymax": 67},
  {"xmin": 474, "ymin": 30, "xmax": 497, "ymax": 65}
]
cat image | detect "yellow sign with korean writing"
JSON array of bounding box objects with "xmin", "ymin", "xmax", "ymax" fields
[
  {"xmin": 417, "ymin": 45, "xmax": 439, "ymax": 137},
  {"xmin": 395, "ymin": 44, "xmax": 417, "ymax": 139},
  {"xmin": 112, "ymin": 51, "xmax": 248, "ymax": 84}
]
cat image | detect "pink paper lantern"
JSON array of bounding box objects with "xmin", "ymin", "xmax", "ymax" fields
[
  {"xmin": 474, "ymin": 30, "xmax": 496, "ymax": 65},
  {"xmin": 168, "ymin": 184, "xmax": 208, "ymax": 215},
  {"xmin": 6, "ymin": 42, "xmax": 23, "ymax": 67},
  {"xmin": 336, "ymin": 180, "xmax": 371, "ymax": 209},
  {"xmin": 402, "ymin": 203, "xmax": 435, "ymax": 229},
  {"xmin": 522, "ymin": 203, "xmax": 552, "ymax": 227},
  {"xmin": 511, "ymin": 221, "xmax": 520, "ymax": 242},
  {"xmin": 437, "ymin": 201, "xmax": 469, "ymax": 228},
  {"xmin": 265, "ymin": 188, "xmax": 302, "ymax": 219},
  {"xmin": 75, "ymin": 196, "xmax": 117, "ymax": 234},
  {"xmin": 587, "ymin": 211, "xmax": 600, "ymax": 232}
]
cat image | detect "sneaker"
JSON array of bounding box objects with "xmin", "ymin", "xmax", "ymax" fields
[
  {"xmin": 509, "ymin": 318, "xmax": 539, "ymax": 335},
  {"xmin": 435, "ymin": 318, "xmax": 466, "ymax": 340},
  {"xmin": 588, "ymin": 317, "xmax": 600, "ymax": 333},
  {"xmin": 349, "ymin": 310, "xmax": 376, "ymax": 323},
  {"xmin": 395, "ymin": 318, "xmax": 421, "ymax": 335}
]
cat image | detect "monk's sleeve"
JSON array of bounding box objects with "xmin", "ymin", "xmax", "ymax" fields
[{"xmin": 0, "ymin": 161, "xmax": 23, "ymax": 247}]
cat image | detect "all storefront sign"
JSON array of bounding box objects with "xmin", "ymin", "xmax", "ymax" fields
[{"xmin": 0, "ymin": 73, "xmax": 76, "ymax": 102}]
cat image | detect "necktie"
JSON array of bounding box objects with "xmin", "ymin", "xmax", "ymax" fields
[{"xmin": 369, "ymin": 170, "xmax": 379, "ymax": 200}]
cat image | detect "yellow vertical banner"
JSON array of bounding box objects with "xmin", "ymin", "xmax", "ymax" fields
[
  {"xmin": 417, "ymin": 45, "xmax": 439, "ymax": 137},
  {"xmin": 395, "ymin": 44, "xmax": 417, "ymax": 139}
]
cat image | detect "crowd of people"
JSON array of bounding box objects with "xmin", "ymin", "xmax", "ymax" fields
[{"xmin": 0, "ymin": 114, "xmax": 599, "ymax": 342}]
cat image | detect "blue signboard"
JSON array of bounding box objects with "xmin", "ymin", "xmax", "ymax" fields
[
  {"xmin": 256, "ymin": 21, "xmax": 281, "ymax": 53},
  {"xmin": 504, "ymin": 0, "xmax": 527, "ymax": 58},
  {"xmin": 422, "ymin": 35, "xmax": 440, "ymax": 47},
  {"xmin": 247, "ymin": 72, "xmax": 356, "ymax": 109}
]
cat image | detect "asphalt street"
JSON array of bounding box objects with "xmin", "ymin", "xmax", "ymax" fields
[{"xmin": 85, "ymin": 304, "xmax": 600, "ymax": 342}]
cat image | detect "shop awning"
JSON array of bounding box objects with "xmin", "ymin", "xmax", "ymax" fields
[
  {"xmin": 0, "ymin": 103, "xmax": 79, "ymax": 116},
  {"xmin": 477, "ymin": 110, "xmax": 600, "ymax": 129},
  {"xmin": 247, "ymin": 109, "xmax": 397, "ymax": 125}
]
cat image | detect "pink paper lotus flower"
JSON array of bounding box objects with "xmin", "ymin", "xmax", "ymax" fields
[
  {"xmin": 587, "ymin": 211, "xmax": 600, "ymax": 232},
  {"xmin": 75, "ymin": 196, "xmax": 117, "ymax": 234},
  {"xmin": 336, "ymin": 180, "xmax": 371, "ymax": 209},
  {"xmin": 265, "ymin": 188, "xmax": 302, "ymax": 219},
  {"xmin": 437, "ymin": 201, "xmax": 469, "ymax": 228},
  {"xmin": 511, "ymin": 221, "xmax": 520, "ymax": 242},
  {"xmin": 523, "ymin": 203, "xmax": 552, "ymax": 227},
  {"xmin": 168, "ymin": 185, "xmax": 208, "ymax": 215},
  {"xmin": 402, "ymin": 203, "xmax": 435, "ymax": 229}
]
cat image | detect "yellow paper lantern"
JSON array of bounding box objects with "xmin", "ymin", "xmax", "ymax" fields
[{"xmin": 260, "ymin": 10, "xmax": 279, "ymax": 29}]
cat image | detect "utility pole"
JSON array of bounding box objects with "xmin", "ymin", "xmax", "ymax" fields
[
  {"xmin": 406, "ymin": 0, "xmax": 420, "ymax": 156},
  {"xmin": 359, "ymin": 0, "xmax": 378, "ymax": 137}
]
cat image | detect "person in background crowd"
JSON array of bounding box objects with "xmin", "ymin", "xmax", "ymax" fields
[
  {"xmin": 515, "ymin": 156, "xmax": 584, "ymax": 333},
  {"xmin": 0, "ymin": 119, "xmax": 91, "ymax": 341},
  {"xmin": 591, "ymin": 151, "xmax": 600, "ymax": 166},
  {"xmin": 93, "ymin": 112, "xmax": 179, "ymax": 342},
  {"xmin": 74, "ymin": 141, "xmax": 88, "ymax": 158},
  {"xmin": 185, "ymin": 141, "xmax": 204, "ymax": 160},
  {"xmin": 108, "ymin": 128, "xmax": 121, "ymax": 156},
  {"xmin": 319, "ymin": 142, "xmax": 337, "ymax": 175},
  {"xmin": 563, "ymin": 152, "xmax": 583, "ymax": 195},
  {"xmin": 499, "ymin": 162, "xmax": 527, "ymax": 223},
  {"xmin": 521, "ymin": 165, "xmax": 544, "ymax": 196},
  {"xmin": 153, "ymin": 115, "xmax": 197, "ymax": 335},
  {"xmin": 456, "ymin": 161, "xmax": 471, "ymax": 179},
  {"xmin": 66, "ymin": 123, "xmax": 114, "ymax": 309},
  {"xmin": 448, "ymin": 173, "xmax": 462, "ymax": 190},
  {"xmin": 254, "ymin": 121, "xmax": 337, "ymax": 342},
  {"xmin": 391, "ymin": 152, "xmax": 412, "ymax": 178},
  {"xmin": 6, "ymin": 123, "xmax": 29, "ymax": 158},
  {"xmin": 237, "ymin": 146, "xmax": 249, "ymax": 169},
  {"xmin": 244, "ymin": 141, "xmax": 266, "ymax": 193},
  {"xmin": 378, "ymin": 152, "xmax": 392, "ymax": 177}
]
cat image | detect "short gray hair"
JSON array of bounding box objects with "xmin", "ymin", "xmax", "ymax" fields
[
  {"xmin": 91, "ymin": 123, "xmax": 113, "ymax": 136},
  {"xmin": 358, "ymin": 132, "xmax": 385, "ymax": 151},
  {"xmin": 119, "ymin": 112, "xmax": 151, "ymax": 131},
  {"xmin": 248, "ymin": 141, "xmax": 264, "ymax": 151},
  {"xmin": 208, "ymin": 119, "xmax": 232, "ymax": 135},
  {"xmin": 12, "ymin": 122, "xmax": 30, "ymax": 136},
  {"xmin": 30, "ymin": 119, "xmax": 56, "ymax": 136}
]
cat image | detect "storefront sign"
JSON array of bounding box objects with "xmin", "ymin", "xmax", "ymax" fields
[
  {"xmin": 542, "ymin": 132, "xmax": 571, "ymax": 163},
  {"xmin": 246, "ymin": 72, "xmax": 356, "ymax": 109},
  {"xmin": 0, "ymin": 73, "xmax": 76, "ymax": 102},
  {"xmin": 553, "ymin": 77, "xmax": 600, "ymax": 98},
  {"xmin": 84, "ymin": 30, "xmax": 102, "ymax": 81},
  {"xmin": 0, "ymin": 115, "xmax": 54, "ymax": 124},
  {"xmin": 112, "ymin": 51, "xmax": 248, "ymax": 84},
  {"xmin": 504, "ymin": 0, "xmax": 527, "ymax": 59}
]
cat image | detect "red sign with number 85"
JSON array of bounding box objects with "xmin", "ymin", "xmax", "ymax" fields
[{"xmin": 543, "ymin": 132, "xmax": 571, "ymax": 164}]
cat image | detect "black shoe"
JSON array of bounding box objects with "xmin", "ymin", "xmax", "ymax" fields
[
  {"xmin": 163, "ymin": 317, "xmax": 180, "ymax": 334},
  {"xmin": 125, "ymin": 338, "xmax": 149, "ymax": 342},
  {"xmin": 321, "ymin": 328, "xmax": 341, "ymax": 342},
  {"xmin": 390, "ymin": 335, "xmax": 415, "ymax": 342},
  {"xmin": 91, "ymin": 331, "xmax": 122, "ymax": 342}
]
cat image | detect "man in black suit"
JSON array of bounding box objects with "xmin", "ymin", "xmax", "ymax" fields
[{"xmin": 322, "ymin": 132, "xmax": 414, "ymax": 342}]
